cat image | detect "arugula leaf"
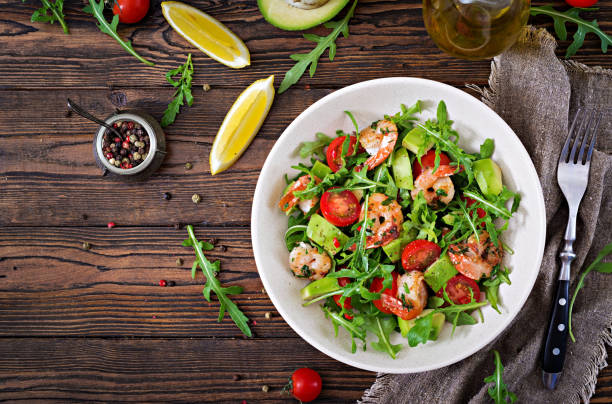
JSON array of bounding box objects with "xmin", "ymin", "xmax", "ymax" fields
[
  {"xmin": 161, "ymin": 54, "xmax": 194, "ymax": 127},
  {"xmin": 185, "ymin": 225, "xmax": 251, "ymax": 337},
  {"xmin": 24, "ymin": 0, "xmax": 69, "ymax": 34},
  {"xmin": 484, "ymin": 350, "xmax": 517, "ymax": 404},
  {"xmin": 407, "ymin": 313, "xmax": 434, "ymax": 347},
  {"xmin": 322, "ymin": 306, "xmax": 366, "ymax": 353},
  {"xmin": 83, "ymin": 0, "xmax": 154, "ymax": 66},
  {"xmin": 568, "ymin": 241, "xmax": 612, "ymax": 342},
  {"xmin": 363, "ymin": 316, "xmax": 402, "ymax": 359},
  {"xmin": 479, "ymin": 138, "xmax": 495, "ymax": 159},
  {"xmin": 483, "ymin": 267, "xmax": 511, "ymax": 314},
  {"xmin": 278, "ymin": 0, "xmax": 357, "ymax": 94},
  {"xmin": 530, "ymin": 6, "xmax": 611, "ymax": 58},
  {"xmin": 298, "ymin": 132, "xmax": 333, "ymax": 159}
]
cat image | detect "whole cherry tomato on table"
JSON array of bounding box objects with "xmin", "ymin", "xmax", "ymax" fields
[
  {"xmin": 286, "ymin": 368, "xmax": 322, "ymax": 402},
  {"xmin": 113, "ymin": 0, "xmax": 150, "ymax": 24},
  {"xmin": 564, "ymin": 0, "xmax": 598, "ymax": 7}
]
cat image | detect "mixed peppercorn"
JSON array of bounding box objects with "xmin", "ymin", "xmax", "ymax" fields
[{"xmin": 101, "ymin": 120, "xmax": 150, "ymax": 169}]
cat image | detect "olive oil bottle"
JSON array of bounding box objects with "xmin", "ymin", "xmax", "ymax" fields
[{"xmin": 423, "ymin": 0, "xmax": 530, "ymax": 60}]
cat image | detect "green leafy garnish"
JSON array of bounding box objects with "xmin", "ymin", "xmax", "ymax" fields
[
  {"xmin": 298, "ymin": 132, "xmax": 334, "ymax": 160},
  {"xmin": 479, "ymin": 138, "xmax": 495, "ymax": 159},
  {"xmin": 530, "ymin": 6, "xmax": 611, "ymax": 58},
  {"xmin": 484, "ymin": 350, "xmax": 517, "ymax": 404},
  {"xmin": 483, "ymin": 267, "xmax": 512, "ymax": 314},
  {"xmin": 23, "ymin": 0, "xmax": 69, "ymax": 34},
  {"xmin": 364, "ymin": 316, "xmax": 402, "ymax": 359},
  {"xmin": 184, "ymin": 225, "xmax": 251, "ymax": 337},
  {"xmin": 278, "ymin": 0, "xmax": 357, "ymax": 94},
  {"xmin": 568, "ymin": 241, "xmax": 612, "ymax": 342},
  {"xmin": 161, "ymin": 54, "xmax": 194, "ymax": 127},
  {"xmin": 83, "ymin": 0, "xmax": 154, "ymax": 66}
]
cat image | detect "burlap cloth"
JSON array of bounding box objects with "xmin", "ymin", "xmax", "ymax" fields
[{"xmin": 360, "ymin": 27, "xmax": 611, "ymax": 404}]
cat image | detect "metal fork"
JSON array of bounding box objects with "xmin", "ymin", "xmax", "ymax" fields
[{"xmin": 542, "ymin": 108, "xmax": 603, "ymax": 390}]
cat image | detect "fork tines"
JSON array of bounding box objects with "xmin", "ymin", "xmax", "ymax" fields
[{"xmin": 560, "ymin": 108, "xmax": 603, "ymax": 165}]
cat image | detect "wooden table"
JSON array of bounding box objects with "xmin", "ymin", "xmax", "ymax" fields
[{"xmin": 1, "ymin": 0, "xmax": 610, "ymax": 402}]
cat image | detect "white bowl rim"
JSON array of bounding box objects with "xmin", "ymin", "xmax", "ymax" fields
[{"xmin": 251, "ymin": 77, "xmax": 546, "ymax": 373}]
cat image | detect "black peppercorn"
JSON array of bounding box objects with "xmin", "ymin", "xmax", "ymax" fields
[
  {"xmin": 168, "ymin": 280, "xmax": 176, "ymax": 287},
  {"xmin": 220, "ymin": 245, "xmax": 227, "ymax": 252},
  {"xmin": 162, "ymin": 192, "xmax": 172, "ymax": 200}
]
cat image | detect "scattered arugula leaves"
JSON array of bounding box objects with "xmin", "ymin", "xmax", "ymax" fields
[
  {"xmin": 161, "ymin": 54, "xmax": 194, "ymax": 127},
  {"xmin": 184, "ymin": 225, "xmax": 251, "ymax": 337},
  {"xmin": 530, "ymin": 6, "xmax": 611, "ymax": 58},
  {"xmin": 484, "ymin": 350, "xmax": 517, "ymax": 404},
  {"xmin": 568, "ymin": 241, "xmax": 612, "ymax": 342},
  {"xmin": 83, "ymin": 0, "xmax": 154, "ymax": 66},
  {"xmin": 278, "ymin": 0, "xmax": 357, "ymax": 94},
  {"xmin": 23, "ymin": 0, "xmax": 69, "ymax": 34}
]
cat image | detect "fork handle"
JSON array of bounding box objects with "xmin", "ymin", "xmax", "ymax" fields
[{"xmin": 542, "ymin": 279, "xmax": 570, "ymax": 374}]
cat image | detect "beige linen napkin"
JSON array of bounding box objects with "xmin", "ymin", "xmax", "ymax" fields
[{"xmin": 360, "ymin": 27, "xmax": 611, "ymax": 404}]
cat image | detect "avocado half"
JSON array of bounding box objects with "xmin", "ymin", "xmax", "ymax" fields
[{"xmin": 258, "ymin": 0, "xmax": 351, "ymax": 31}]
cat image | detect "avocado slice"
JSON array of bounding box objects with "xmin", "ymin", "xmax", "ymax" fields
[
  {"xmin": 311, "ymin": 160, "xmax": 332, "ymax": 180},
  {"xmin": 258, "ymin": 0, "xmax": 350, "ymax": 31},
  {"xmin": 441, "ymin": 213, "xmax": 457, "ymax": 226},
  {"xmin": 392, "ymin": 147, "xmax": 413, "ymax": 190},
  {"xmin": 401, "ymin": 126, "xmax": 434, "ymax": 156},
  {"xmin": 398, "ymin": 309, "xmax": 445, "ymax": 339},
  {"xmin": 423, "ymin": 254, "xmax": 458, "ymax": 293},
  {"xmin": 300, "ymin": 276, "xmax": 340, "ymax": 300},
  {"xmin": 306, "ymin": 213, "xmax": 349, "ymax": 255},
  {"xmin": 473, "ymin": 158, "xmax": 503, "ymax": 197},
  {"xmin": 382, "ymin": 227, "xmax": 418, "ymax": 263}
]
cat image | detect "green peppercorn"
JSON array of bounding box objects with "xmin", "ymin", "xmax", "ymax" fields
[
  {"xmin": 176, "ymin": 258, "xmax": 183, "ymax": 266},
  {"xmin": 203, "ymin": 83, "xmax": 211, "ymax": 92},
  {"xmin": 82, "ymin": 242, "xmax": 91, "ymax": 250},
  {"xmin": 185, "ymin": 162, "xmax": 193, "ymax": 170},
  {"xmin": 192, "ymin": 194, "xmax": 201, "ymax": 204}
]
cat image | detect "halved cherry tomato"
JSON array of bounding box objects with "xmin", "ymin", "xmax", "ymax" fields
[
  {"xmin": 565, "ymin": 0, "xmax": 598, "ymax": 7},
  {"xmin": 462, "ymin": 195, "xmax": 486, "ymax": 226},
  {"xmin": 326, "ymin": 135, "xmax": 357, "ymax": 172},
  {"xmin": 369, "ymin": 271, "xmax": 398, "ymax": 314},
  {"xmin": 413, "ymin": 149, "xmax": 451, "ymax": 178},
  {"xmin": 320, "ymin": 188, "xmax": 360, "ymax": 227},
  {"xmin": 112, "ymin": 0, "xmax": 150, "ymax": 24},
  {"xmin": 401, "ymin": 239, "xmax": 442, "ymax": 271},
  {"xmin": 380, "ymin": 293, "xmax": 422, "ymax": 320},
  {"xmin": 333, "ymin": 277, "xmax": 354, "ymax": 319},
  {"xmin": 287, "ymin": 368, "xmax": 322, "ymax": 403},
  {"xmin": 436, "ymin": 274, "xmax": 481, "ymax": 305}
]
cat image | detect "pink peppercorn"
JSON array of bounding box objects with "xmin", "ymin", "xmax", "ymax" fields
[
  {"xmin": 107, "ymin": 222, "xmax": 116, "ymax": 229},
  {"xmin": 159, "ymin": 279, "xmax": 167, "ymax": 287}
]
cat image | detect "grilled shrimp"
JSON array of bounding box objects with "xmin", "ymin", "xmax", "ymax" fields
[
  {"xmin": 359, "ymin": 120, "xmax": 398, "ymax": 170},
  {"xmin": 447, "ymin": 231, "xmax": 503, "ymax": 280},
  {"xmin": 279, "ymin": 175, "xmax": 319, "ymax": 214},
  {"xmin": 360, "ymin": 192, "xmax": 403, "ymax": 249},
  {"xmin": 411, "ymin": 165, "xmax": 456, "ymax": 207},
  {"xmin": 395, "ymin": 271, "xmax": 429, "ymax": 320},
  {"xmin": 289, "ymin": 242, "xmax": 332, "ymax": 280}
]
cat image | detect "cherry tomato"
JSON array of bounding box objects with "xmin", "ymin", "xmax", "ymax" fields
[
  {"xmin": 369, "ymin": 271, "xmax": 398, "ymax": 314},
  {"xmin": 401, "ymin": 239, "xmax": 442, "ymax": 271},
  {"xmin": 320, "ymin": 188, "xmax": 360, "ymax": 227},
  {"xmin": 287, "ymin": 368, "xmax": 322, "ymax": 403},
  {"xmin": 462, "ymin": 195, "xmax": 486, "ymax": 226},
  {"xmin": 564, "ymin": 0, "xmax": 598, "ymax": 7},
  {"xmin": 326, "ymin": 135, "xmax": 357, "ymax": 172},
  {"xmin": 413, "ymin": 150, "xmax": 451, "ymax": 178},
  {"xmin": 112, "ymin": 0, "xmax": 150, "ymax": 24},
  {"xmin": 436, "ymin": 275, "xmax": 481, "ymax": 305},
  {"xmin": 380, "ymin": 293, "xmax": 422, "ymax": 320},
  {"xmin": 333, "ymin": 277, "xmax": 354, "ymax": 319}
]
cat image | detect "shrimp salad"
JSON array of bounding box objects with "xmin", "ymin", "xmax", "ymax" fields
[{"xmin": 279, "ymin": 101, "xmax": 521, "ymax": 358}]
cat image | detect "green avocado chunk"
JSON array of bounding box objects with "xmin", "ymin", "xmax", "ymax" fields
[
  {"xmin": 423, "ymin": 254, "xmax": 458, "ymax": 292},
  {"xmin": 258, "ymin": 0, "xmax": 350, "ymax": 31},
  {"xmin": 473, "ymin": 158, "xmax": 503, "ymax": 197},
  {"xmin": 398, "ymin": 309, "xmax": 446, "ymax": 339},
  {"xmin": 300, "ymin": 276, "xmax": 340, "ymax": 300},
  {"xmin": 311, "ymin": 160, "xmax": 332, "ymax": 180},
  {"xmin": 306, "ymin": 213, "xmax": 349, "ymax": 255},
  {"xmin": 441, "ymin": 213, "xmax": 457, "ymax": 226},
  {"xmin": 401, "ymin": 126, "xmax": 434, "ymax": 156},
  {"xmin": 392, "ymin": 147, "xmax": 414, "ymax": 190},
  {"xmin": 382, "ymin": 227, "xmax": 418, "ymax": 263}
]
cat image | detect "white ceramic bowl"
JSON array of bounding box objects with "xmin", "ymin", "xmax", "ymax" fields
[{"xmin": 251, "ymin": 77, "xmax": 546, "ymax": 373}]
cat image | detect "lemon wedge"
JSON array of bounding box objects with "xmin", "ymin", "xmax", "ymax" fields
[
  {"xmin": 162, "ymin": 1, "xmax": 250, "ymax": 69},
  {"xmin": 210, "ymin": 75, "xmax": 275, "ymax": 175}
]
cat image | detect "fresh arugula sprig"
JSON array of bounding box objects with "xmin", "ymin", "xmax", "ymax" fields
[
  {"xmin": 568, "ymin": 241, "xmax": 612, "ymax": 342},
  {"xmin": 161, "ymin": 54, "xmax": 194, "ymax": 127},
  {"xmin": 484, "ymin": 350, "xmax": 517, "ymax": 404},
  {"xmin": 278, "ymin": 0, "xmax": 357, "ymax": 94},
  {"xmin": 298, "ymin": 132, "xmax": 334, "ymax": 160},
  {"xmin": 531, "ymin": 6, "xmax": 611, "ymax": 58},
  {"xmin": 483, "ymin": 266, "xmax": 512, "ymax": 314},
  {"xmin": 184, "ymin": 225, "xmax": 252, "ymax": 337},
  {"xmin": 84, "ymin": 0, "xmax": 154, "ymax": 66},
  {"xmin": 23, "ymin": 0, "xmax": 69, "ymax": 34}
]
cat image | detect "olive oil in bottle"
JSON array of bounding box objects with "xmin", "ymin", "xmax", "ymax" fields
[{"xmin": 423, "ymin": 0, "xmax": 530, "ymax": 60}]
